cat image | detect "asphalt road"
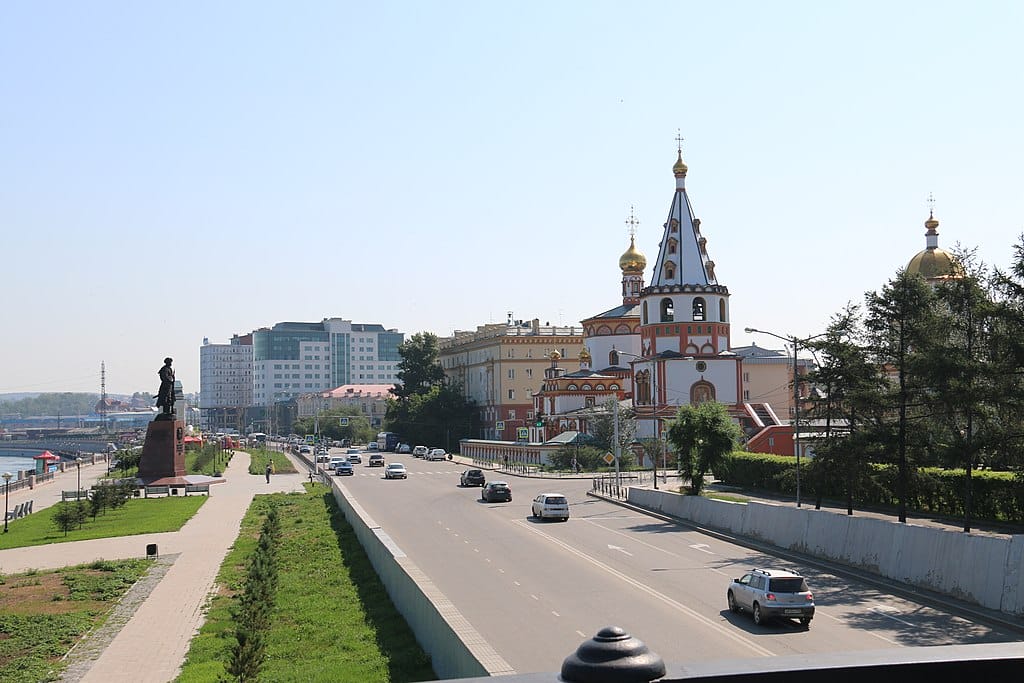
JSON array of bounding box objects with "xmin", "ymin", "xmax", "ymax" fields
[{"xmin": 326, "ymin": 450, "xmax": 1021, "ymax": 675}]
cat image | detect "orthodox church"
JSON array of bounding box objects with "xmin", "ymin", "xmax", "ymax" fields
[{"xmin": 906, "ymin": 207, "xmax": 964, "ymax": 283}]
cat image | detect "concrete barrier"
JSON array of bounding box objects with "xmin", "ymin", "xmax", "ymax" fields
[
  {"xmin": 328, "ymin": 481, "xmax": 514, "ymax": 679},
  {"xmin": 624, "ymin": 487, "xmax": 1024, "ymax": 617}
]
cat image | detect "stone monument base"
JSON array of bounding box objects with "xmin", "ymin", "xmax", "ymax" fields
[{"xmin": 138, "ymin": 417, "xmax": 187, "ymax": 484}]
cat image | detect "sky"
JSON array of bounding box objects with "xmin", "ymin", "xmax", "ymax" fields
[{"xmin": 2, "ymin": 2, "xmax": 1022, "ymax": 396}]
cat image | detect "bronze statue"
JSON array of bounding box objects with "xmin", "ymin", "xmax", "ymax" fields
[{"xmin": 156, "ymin": 357, "xmax": 175, "ymax": 415}]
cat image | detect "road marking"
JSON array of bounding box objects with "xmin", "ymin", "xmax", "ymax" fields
[
  {"xmin": 576, "ymin": 630, "xmax": 587, "ymax": 637},
  {"xmin": 689, "ymin": 543, "xmax": 714, "ymax": 554},
  {"xmin": 870, "ymin": 604, "xmax": 917, "ymax": 628},
  {"xmin": 514, "ymin": 580, "xmax": 520, "ymax": 586},
  {"xmin": 608, "ymin": 544, "xmax": 634, "ymax": 556},
  {"xmin": 531, "ymin": 594, "xmax": 539, "ymax": 601},
  {"xmin": 513, "ymin": 519, "xmax": 776, "ymax": 657},
  {"xmin": 552, "ymin": 611, "xmax": 561, "ymax": 617}
]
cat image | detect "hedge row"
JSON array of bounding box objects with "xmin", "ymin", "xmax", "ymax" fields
[{"xmin": 713, "ymin": 452, "xmax": 1024, "ymax": 524}]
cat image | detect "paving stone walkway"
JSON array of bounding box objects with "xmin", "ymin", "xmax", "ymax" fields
[{"xmin": 0, "ymin": 450, "xmax": 306, "ymax": 683}]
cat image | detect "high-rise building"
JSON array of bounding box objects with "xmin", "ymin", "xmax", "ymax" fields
[
  {"xmin": 251, "ymin": 318, "xmax": 403, "ymax": 407},
  {"xmin": 199, "ymin": 334, "xmax": 253, "ymax": 432}
]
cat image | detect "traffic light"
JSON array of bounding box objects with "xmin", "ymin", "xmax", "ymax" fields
[{"xmin": 535, "ymin": 418, "xmax": 544, "ymax": 428}]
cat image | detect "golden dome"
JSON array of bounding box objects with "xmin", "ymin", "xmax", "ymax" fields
[
  {"xmin": 907, "ymin": 247, "xmax": 963, "ymax": 281},
  {"xmin": 673, "ymin": 150, "xmax": 688, "ymax": 177},
  {"xmin": 618, "ymin": 235, "xmax": 647, "ymax": 273},
  {"xmin": 579, "ymin": 347, "xmax": 592, "ymax": 362},
  {"xmin": 549, "ymin": 350, "xmax": 562, "ymax": 361},
  {"xmin": 907, "ymin": 211, "xmax": 964, "ymax": 281}
]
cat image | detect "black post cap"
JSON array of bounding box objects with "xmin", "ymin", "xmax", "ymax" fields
[{"xmin": 560, "ymin": 626, "xmax": 665, "ymax": 682}]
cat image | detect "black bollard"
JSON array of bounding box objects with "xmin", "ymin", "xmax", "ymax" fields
[{"xmin": 561, "ymin": 626, "xmax": 665, "ymax": 683}]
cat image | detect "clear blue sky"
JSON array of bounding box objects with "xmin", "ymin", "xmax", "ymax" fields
[{"xmin": 3, "ymin": 2, "xmax": 1022, "ymax": 395}]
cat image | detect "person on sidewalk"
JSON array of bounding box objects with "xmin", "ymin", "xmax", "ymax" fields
[{"xmin": 265, "ymin": 463, "xmax": 272, "ymax": 484}]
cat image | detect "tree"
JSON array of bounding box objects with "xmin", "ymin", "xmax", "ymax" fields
[
  {"xmin": 391, "ymin": 332, "xmax": 446, "ymax": 401},
  {"xmin": 386, "ymin": 384, "xmax": 479, "ymax": 451},
  {"xmin": 803, "ymin": 304, "xmax": 888, "ymax": 515},
  {"xmin": 292, "ymin": 406, "xmax": 374, "ymax": 444},
  {"xmin": 666, "ymin": 401, "xmax": 742, "ymax": 495},
  {"xmin": 53, "ymin": 501, "xmax": 86, "ymax": 536},
  {"xmin": 864, "ymin": 270, "xmax": 943, "ymax": 522},
  {"xmin": 588, "ymin": 399, "xmax": 636, "ymax": 456}
]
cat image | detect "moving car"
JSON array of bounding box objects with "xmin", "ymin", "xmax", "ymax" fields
[
  {"xmin": 346, "ymin": 448, "xmax": 362, "ymax": 455},
  {"xmin": 460, "ymin": 469, "xmax": 486, "ymax": 487},
  {"xmin": 412, "ymin": 446, "xmax": 429, "ymax": 458},
  {"xmin": 334, "ymin": 461, "xmax": 354, "ymax": 476},
  {"xmin": 397, "ymin": 443, "xmax": 412, "ymax": 454},
  {"xmin": 426, "ymin": 448, "xmax": 447, "ymax": 461},
  {"xmin": 328, "ymin": 456, "xmax": 346, "ymax": 471},
  {"xmin": 531, "ymin": 493, "xmax": 570, "ymax": 521},
  {"xmin": 481, "ymin": 481, "xmax": 512, "ymax": 502},
  {"xmin": 368, "ymin": 453, "xmax": 385, "ymax": 467},
  {"xmin": 347, "ymin": 452, "xmax": 363, "ymax": 464},
  {"xmin": 727, "ymin": 568, "xmax": 815, "ymax": 627},
  {"xmin": 384, "ymin": 463, "xmax": 407, "ymax": 479}
]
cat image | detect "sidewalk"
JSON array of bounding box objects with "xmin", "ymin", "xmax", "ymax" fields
[
  {"xmin": 0, "ymin": 450, "xmax": 307, "ymax": 683},
  {"xmin": 3, "ymin": 459, "xmax": 112, "ymax": 517}
]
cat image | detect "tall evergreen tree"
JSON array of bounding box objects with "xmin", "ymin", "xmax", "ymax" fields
[{"xmin": 864, "ymin": 270, "xmax": 943, "ymax": 522}]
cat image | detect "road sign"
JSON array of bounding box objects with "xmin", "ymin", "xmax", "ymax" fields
[
  {"xmin": 496, "ymin": 421, "xmax": 505, "ymax": 431},
  {"xmin": 603, "ymin": 452, "xmax": 615, "ymax": 465},
  {"xmin": 339, "ymin": 417, "xmax": 349, "ymax": 426},
  {"xmin": 517, "ymin": 427, "xmax": 529, "ymax": 441}
]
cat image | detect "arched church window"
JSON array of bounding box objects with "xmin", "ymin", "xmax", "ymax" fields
[
  {"xmin": 665, "ymin": 263, "xmax": 675, "ymax": 280},
  {"xmin": 668, "ymin": 238, "xmax": 677, "ymax": 255},
  {"xmin": 568, "ymin": 384, "xmax": 578, "ymax": 391},
  {"xmin": 692, "ymin": 297, "xmax": 706, "ymax": 321},
  {"xmin": 669, "ymin": 218, "xmax": 679, "ymax": 233},
  {"xmin": 642, "ymin": 301, "xmax": 648, "ymax": 324},
  {"xmin": 660, "ymin": 298, "xmax": 674, "ymax": 322},
  {"xmin": 609, "ymin": 349, "xmax": 620, "ymax": 366},
  {"xmin": 719, "ymin": 299, "xmax": 726, "ymax": 322},
  {"xmin": 635, "ymin": 370, "xmax": 651, "ymax": 405}
]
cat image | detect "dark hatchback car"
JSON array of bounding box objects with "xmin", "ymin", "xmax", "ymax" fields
[
  {"xmin": 481, "ymin": 481, "xmax": 512, "ymax": 503},
  {"xmin": 460, "ymin": 469, "xmax": 486, "ymax": 487}
]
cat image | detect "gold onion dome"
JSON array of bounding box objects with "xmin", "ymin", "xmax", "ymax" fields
[
  {"xmin": 619, "ymin": 235, "xmax": 647, "ymax": 273},
  {"xmin": 549, "ymin": 350, "xmax": 562, "ymax": 361},
  {"xmin": 673, "ymin": 151, "xmax": 688, "ymax": 177},
  {"xmin": 579, "ymin": 347, "xmax": 592, "ymax": 362},
  {"xmin": 906, "ymin": 212, "xmax": 964, "ymax": 281}
]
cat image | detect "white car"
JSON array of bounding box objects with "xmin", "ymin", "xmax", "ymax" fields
[
  {"xmin": 327, "ymin": 456, "xmax": 346, "ymax": 471},
  {"xmin": 384, "ymin": 463, "xmax": 407, "ymax": 479},
  {"xmin": 412, "ymin": 445, "xmax": 429, "ymax": 458},
  {"xmin": 347, "ymin": 452, "xmax": 362, "ymax": 464},
  {"xmin": 397, "ymin": 443, "xmax": 412, "ymax": 454},
  {"xmin": 426, "ymin": 448, "xmax": 447, "ymax": 461},
  {"xmin": 532, "ymin": 493, "xmax": 570, "ymax": 521}
]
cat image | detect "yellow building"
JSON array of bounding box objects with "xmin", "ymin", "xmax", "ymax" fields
[{"xmin": 438, "ymin": 317, "xmax": 584, "ymax": 441}]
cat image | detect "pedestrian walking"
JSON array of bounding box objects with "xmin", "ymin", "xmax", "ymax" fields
[{"xmin": 265, "ymin": 463, "xmax": 272, "ymax": 484}]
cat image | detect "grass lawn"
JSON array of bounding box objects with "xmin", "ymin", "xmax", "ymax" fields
[
  {"xmin": 178, "ymin": 483, "xmax": 434, "ymax": 682},
  {"xmin": 246, "ymin": 447, "xmax": 297, "ymax": 475},
  {"xmin": 0, "ymin": 559, "xmax": 151, "ymax": 683},
  {"xmin": 0, "ymin": 497, "xmax": 207, "ymax": 550}
]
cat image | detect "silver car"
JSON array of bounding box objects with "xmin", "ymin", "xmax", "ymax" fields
[{"xmin": 727, "ymin": 568, "xmax": 814, "ymax": 627}]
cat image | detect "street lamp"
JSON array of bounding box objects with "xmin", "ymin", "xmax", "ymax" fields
[
  {"xmin": 2, "ymin": 472, "xmax": 11, "ymax": 533},
  {"xmin": 745, "ymin": 327, "xmax": 823, "ymax": 508},
  {"xmin": 75, "ymin": 456, "xmax": 82, "ymax": 499}
]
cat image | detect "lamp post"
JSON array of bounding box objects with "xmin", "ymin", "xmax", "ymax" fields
[
  {"xmin": 745, "ymin": 327, "xmax": 823, "ymax": 508},
  {"xmin": 75, "ymin": 456, "xmax": 82, "ymax": 499},
  {"xmin": 2, "ymin": 472, "xmax": 12, "ymax": 533}
]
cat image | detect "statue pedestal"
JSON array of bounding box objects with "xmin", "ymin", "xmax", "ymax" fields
[{"xmin": 138, "ymin": 417, "xmax": 187, "ymax": 485}]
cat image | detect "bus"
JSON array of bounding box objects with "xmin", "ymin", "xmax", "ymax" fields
[{"xmin": 376, "ymin": 431, "xmax": 401, "ymax": 452}]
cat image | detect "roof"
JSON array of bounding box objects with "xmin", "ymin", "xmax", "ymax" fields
[{"xmin": 583, "ymin": 303, "xmax": 640, "ymax": 321}]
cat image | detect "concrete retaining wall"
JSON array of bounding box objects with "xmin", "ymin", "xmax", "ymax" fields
[
  {"xmin": 626, "ymin": 487, "xmax": 1024, "ymax": 617},
  {"xmin": 329, "ymin": 481, "xmax": 514, "ymax": 679}
]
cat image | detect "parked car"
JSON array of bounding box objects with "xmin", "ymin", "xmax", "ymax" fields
[
  {"xmin": 347, "ymin": 452, "xmax": 363, "ymax": 464},
  {"xmin": 727, "ymin": 568, "xmax": 815, "ymax": 627},
  {"xmin": 481, "ymin": 481, "xmax": 512, "ymax": 502},
  {"xmin": 426, "ymin": 448, "xmax": 447, "ymax": 461},
  {"xmin": 384, "ymin": 463, "xmax": 407, "ymax": 479},
  {"xmin": 334, "ymin": 461, "xmax": 354, "ymax": 476},
  {"xmin": 397, "ymin": 443, "xmax": 412, "ymax": 454},
  {"xmin": 460, "ymin": 469, "xmax": 486, "ymax": 487},
  {"xmin": 412, "ymin": 445, "xmax": 429, "ymax": 458},
  {"xmin": 368, "ymin": 453, "xmax": 385, "ymax": 467},
  {"xmin": 531, "ymin": 493, "xmax": 570, "ymax": 521}
]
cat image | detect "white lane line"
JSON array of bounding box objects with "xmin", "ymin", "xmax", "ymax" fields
[
  {"xmin": 513, "ymin": 519, "xmax": 775, "ymax": 658},
  {"xmin": 530, "ymin": 594, "xmax": 539, "ymax": 601},
  {"xmin": 608, "ymin": 544, "xmax": 634, "ymax": 556},
  {"xmin": 552, "ymin": 611, "xmax": 561, "ymax": 617},
  {"xmin": 576, "ymin": 630, "xmax": 587, "ymax": 638},
  {"xmin": 870, "ymin": 604, "xmax": 918, "ymax": 628},
  {"xmin": 514, "ymin": 581, "xmax": 520, "ymax": 586},
  {"xmin": 689, "ymin": 543, "xmax": 714, "ymax": 554}
]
